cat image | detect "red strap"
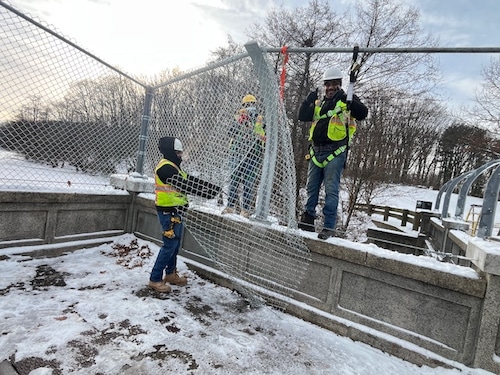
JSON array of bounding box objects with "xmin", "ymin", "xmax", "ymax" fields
[{"xmin": 279, "ymin": 46, "xmax": 289, "ymax": 101}]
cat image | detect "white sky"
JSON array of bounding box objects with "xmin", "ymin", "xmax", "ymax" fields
[{"xmin": 4, "ymin": 0, "xmax": 500, "ymax": 112}]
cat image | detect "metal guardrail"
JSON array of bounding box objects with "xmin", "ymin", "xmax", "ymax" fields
[{"xmin": 436, "ymin": 159, "xmax": 500, "ymax": 239}]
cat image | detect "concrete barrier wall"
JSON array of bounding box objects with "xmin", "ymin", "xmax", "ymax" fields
[
  {"xmin": 2, "ymin": 190, "xmax": 500, "ymax": 373},
  {"xmin": 177, "ymin": 221, "xmax": 486, "ymax": 369},
  {"xmin": 0, "ymin": 191, "xmax": 131, "ymax": 248}
]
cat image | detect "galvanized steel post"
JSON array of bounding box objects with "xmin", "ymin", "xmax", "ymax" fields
[
  {"xmin": 244, "ymin": 41, "xmax": 279, "ymax": 221},
  {"xmin": 477, "ymin": 164, "xmax": 500, "ymax": 238},
  {"xmin": 455, "ymin": 159, "xmax": 500, "ymax": 218},
  {"xmin": 136, "ymin": 86, "xmax": 154, "ymax": 176}
]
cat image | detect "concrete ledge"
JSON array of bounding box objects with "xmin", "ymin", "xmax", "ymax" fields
[
  {"xmin": 442, "ymin": 218, "xmax": 470, "ymax": 231},
  {"xmin": 467, "ymin": 238, "xmax": 500, "ymax": 276},
  {"xmin": 0, "ymin": 237, "xmax": 118, "ymax": 259},
  {"xmin": 0, "ymin": 191, "xmax": 131, "ymax": 249},
  {"xmin": 449, "ymin": 230, "xmax": 469, "ymax": 252},
  {"xmin": 110, "ymin": 173, "xmax": 154, "ymax": 193},
  {"xmin": 2, "ymin": 190, "xmax": 499, "ymax": 373}
]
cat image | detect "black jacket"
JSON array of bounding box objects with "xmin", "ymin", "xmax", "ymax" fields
[{"xmin": 156, "ymin": 136, "xmax": 220, "ymax": 206}]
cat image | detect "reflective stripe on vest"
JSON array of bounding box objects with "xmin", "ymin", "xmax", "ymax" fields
[
  {"xmin": 154, "ymin": 159, "xmax": 188, "ymax": 207},
  {"xmin": 308, "ymin": 100, "xmax": 357, "ymax": 142},
  {"xmin": 309, "ymin": 145, "xmax": 347, "ymax": 168}
]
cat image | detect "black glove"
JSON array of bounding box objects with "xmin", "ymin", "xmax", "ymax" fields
[
  {"xmin": 169, "ymin": 174, "xmax": 221, "ymax": 200},
  {"xmin": 305, "ymin": 88, "xmax": 318, "ymax": 104}
]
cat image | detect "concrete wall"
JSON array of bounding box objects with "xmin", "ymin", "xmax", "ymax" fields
[
  {"xmin": 2, "ymin": 189, "xmax": 500, "ymax": 373},
  {"xmin": 0, "ymin": 191, "xmax": 131, "ymax": 248},
  {"xmin": 175, "ymin": 219, "xmax": 486, "ymax": 369}
]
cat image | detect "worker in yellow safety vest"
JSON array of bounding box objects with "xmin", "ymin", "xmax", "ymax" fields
[
  {"xmin": 149, "ymin": 136, "xmax": 220, "ymax": 293},
  {"xmin": 297, "ymin": 66, "xmax": 368, "ymax": 240},
  {"xmin": 222, "ymin": 94, "xmax": 266, "ymax": 218}
]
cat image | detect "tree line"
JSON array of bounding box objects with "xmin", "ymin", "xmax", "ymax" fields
[{"xmin": 0, "ymin": 76, "xmax": 143, "ymax": 175}]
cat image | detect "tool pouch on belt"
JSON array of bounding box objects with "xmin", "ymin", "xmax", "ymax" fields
[{"xmin": 163, "ymin": 212, "xmax": 182, "ymax": 239}]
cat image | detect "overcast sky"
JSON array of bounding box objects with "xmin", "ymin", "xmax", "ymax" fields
[{"xmin": 4, "ymin": 0, "xmax": 500, "ymax": 110}]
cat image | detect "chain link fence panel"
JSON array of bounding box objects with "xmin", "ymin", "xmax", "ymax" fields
[
  {"xmin": 0, "ymin": 1, "xmax": 311, "ymax": 310},
  {"xmin": 145, "ymin": 50, "xmax": 311, "ymax": 309},
  {"xmin": 0, "ymin": 1, "xmax": 146, "ymax": 191}
]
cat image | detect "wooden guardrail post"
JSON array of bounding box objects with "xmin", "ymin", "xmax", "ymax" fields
[
  {"xmin": 384, "ymin": 206, "xmax": 390, "ymax": 221},
  {"xmin": 402, "ymin": 209, "xmax": 408, "ymax": 226},
  {"xmin": 412, "ymin": 212, "xmax": 421, "ymax": 231}
]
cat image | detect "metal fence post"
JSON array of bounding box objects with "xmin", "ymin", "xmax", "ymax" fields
[
  {"xmin": 136, "ymin": 86, "xmax": 154, "ymax": 176},
  {"xmin": 440, "ymin": 171, "xmax": 473, "ymax": 218},
  {"xmin": 477, "ymin": 164, "xmax": 500, "ymax": 239},
  {"xmin": 244, "ymin": 41, "xmax": 280, "ymax": 221},
  {"xmin": 455, "ymin": 159, "xmax": 500, "ymax": 218}
]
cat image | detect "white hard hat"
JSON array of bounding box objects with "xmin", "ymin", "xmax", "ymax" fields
[
  {"xmin": 174, "ymin": 138, "xmax": 183, "ymax": 152},
  {"xmin": 322, "ymin": 67, "xmax": 343, "ymax": 81}
]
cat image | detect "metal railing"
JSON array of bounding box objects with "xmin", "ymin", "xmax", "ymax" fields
[{"xmin": 436, "ymin": 160, "xmax": 500, "ymax": 238}]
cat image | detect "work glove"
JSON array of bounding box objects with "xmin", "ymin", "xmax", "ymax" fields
[
  {"xmin": 305, "ymin": 88, "xmax": 318, "ymax": 104},
  {"xmin": 169, "ymin": 174, "xmax": 222, "ymax": 200}
]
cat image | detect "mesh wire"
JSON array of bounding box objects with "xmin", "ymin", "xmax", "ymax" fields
[
  {"xmin": 0, "ymin": 2, "xmax": 145, "ymax": 191},
  {"xmin": 146, "ymin": 53, "xmax": 311, "ymax": 310},
  {"xmin": 0, "ymin": 2, "xmax": 311, "ymax": 310}
]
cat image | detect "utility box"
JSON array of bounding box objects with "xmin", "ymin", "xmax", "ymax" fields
[{"xmin": 416, "ymin": 200, "xmax": 432, "ymax": 210}]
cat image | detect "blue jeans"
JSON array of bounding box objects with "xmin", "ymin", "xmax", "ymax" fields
[
  {"xmin": 304, "ymin": 150, "xmax": 346, "ymax": 230},
  {"xmin": 227, "ymin": 156, "xmax": 259, "ymax": 211},
  {"xmin": 150, "ymin": 210, "xmax": 183, "ymax": 282}
]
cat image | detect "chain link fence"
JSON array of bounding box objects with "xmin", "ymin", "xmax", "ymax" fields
[
  {"xmin": 0, "ymin": 1, "xmax": 147, "ymax": 191},
  {"xmin": 0, "ymin": 1, "xmax": 310, "ymax": 309}
]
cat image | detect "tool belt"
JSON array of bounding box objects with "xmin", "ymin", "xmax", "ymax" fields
[{"xmin": 163, "ymin": 212, "xmax": 182, "ymax": 239}]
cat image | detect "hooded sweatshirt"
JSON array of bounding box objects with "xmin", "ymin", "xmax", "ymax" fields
[{"xmin": 156, "ymin": 136, "xmax": 221, "ymax": 206}]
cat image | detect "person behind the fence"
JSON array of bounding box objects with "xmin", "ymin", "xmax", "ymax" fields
[
  {"xmin": 149, "ymin": 136, "xmax": 220, "ymax": 293},
  {"xmin": 222, "ymin": 94, "xmax": 266, "ymax": 218},
  {"xmin": 298, "ymin": 66, "xmax": 368, "ymax": 240}
]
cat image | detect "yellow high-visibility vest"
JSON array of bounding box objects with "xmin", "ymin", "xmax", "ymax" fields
[
  {"xmin": 308, "ymin": 99, "xmax": 356, "ymax": 143},
  {"xmin": 154, "ymin": 159, "xmax": 188, "ymax": 207}
]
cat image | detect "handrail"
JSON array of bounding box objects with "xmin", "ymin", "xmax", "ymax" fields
[{"xmin": 353, "ymin": 203, "xmax": 424, "ymax": 230}]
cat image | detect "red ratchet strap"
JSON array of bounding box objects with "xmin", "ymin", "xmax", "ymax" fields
[{"xmin": 279, "ymin": 46, "xmax": 289, "ymax": 100}]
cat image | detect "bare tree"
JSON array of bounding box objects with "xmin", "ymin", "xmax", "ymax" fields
[
  {"xmin": 248, "ymin": 0, "xmax": 345, "ymax": 201},
  {"xmin": 472, "ymin": 56, "xmax": 500, "ymax": 132},
  {"xmin": 17, "ymin": 95, "xmax": 50, "ymax": 123},
  {"xmin": 346, "ymin": 0, "xmax": 440, "ymax": 94},
  {"xmin": 436, "ymin": 123, "xmax": 493, "ymax": 186}
]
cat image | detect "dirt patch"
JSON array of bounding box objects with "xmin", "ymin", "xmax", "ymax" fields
[{"xmin": 31, "ymin": 264, "xmax": 67, "ymax": 289}]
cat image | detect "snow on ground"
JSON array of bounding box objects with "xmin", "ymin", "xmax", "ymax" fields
[
  {"xmin": 1, "ymin": 150, "xmax": 499, "ymax": 374},
  {"xmin": 0, "ymin": 234, "xmax": 494, "ymax": 375}
]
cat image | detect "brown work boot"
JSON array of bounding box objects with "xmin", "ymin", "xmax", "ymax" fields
[
  {"xmin": 240, "ymin": 209, "xmax": 250, "ymax": 218},
  {"xmin": 163, "ymin": 269, "xmax": 188, "ymax": 286},
  {"xmin": 148, "ymin": 280, "xmax": 171, "ymax": 293}
]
